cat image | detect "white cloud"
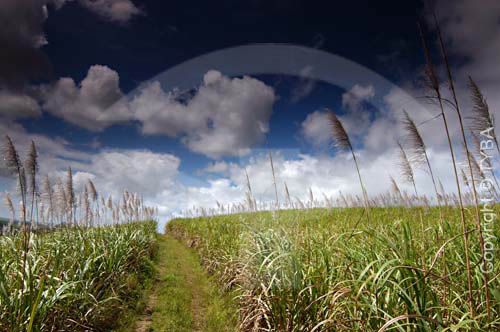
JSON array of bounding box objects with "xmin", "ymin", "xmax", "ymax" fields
[
  {"xmin": 0, "ymin": 91, "xmax": 41, "ymax": 119},
  {"xmin": 78, "ymin": 0, "xmax": 142, "ymax": 23},
  {"xmin": 46, "ymin": 149, "xmax": 181, "ymax": 199},
  {"xmin": 300, "ymin": 84, "xmax": 377, "ymax": 149},
  {"xmin": 42, "ymin": 65, "xmax": 133, "ymax": 131},
  {"xmin": 342, "ymin": 84, "xmax": 375, "ymax": 111},
  {"xmin": 333, "ymin": 84, "xmax": 377, "ymax": 140},
  {"xmin": 301, "ymin": 111, "xmax": 331, "ymax": 146},
  {"xmin": 290, "ymin": 65, "xmax": 316, "ymax": 103},
  {"xmin": 130, "ymin": 82, "xmax": 204, "ymax": 137},
  {"xmin": 0, "ymin": 120, "xmax": 93, "ymax": 216},
  {"xmin": 427, "ymin": 0, "xmax": 500, "ymax": 141},
  {"xmin": 7, "ymin": 68, "xmax": 276, "ymax": 159},
  {"xmin": 202, "ymin": 161, "xmax": 229, "ymax": 174},
  {"xmin": 0, "ymin": 123, "xmax": 179, "ymax": 193},
  {"xmin": 0, "ymin": 145, "xmax": 179, "ymax": 230},
  {"xmin": 0, "ymin": 120, "xmax": 90, "ymax": 166},
  {"xmin": 132, "ymin": 70, "xmax": 277, "ymax": 158},
  {"xmin": 432, "ymin": 0, "xmax": 500, "ymax": 82},
  {"xmin": 174, "ymin": 147, "xmax": 464, "ymax": 215},
  {"xmin": 53, "ymin": 0, "xmax": 142, "ymax": 23}
]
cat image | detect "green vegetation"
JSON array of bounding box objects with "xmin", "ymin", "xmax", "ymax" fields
[
  {"xmin": 164, "ymin": 21, "xmax": 500, "ymax": 332},
  {"xmin": 0, "ymin": 221, "xmax": 157, "ymax": 331},
  {"xmin": 167, "ymin": 206, "xmax": 500, "ymax": 331},
  {"xmin": 1, "ymin": 135, "xmax": 160, "ymax": 331},
  {"xmin": 0, "ymin": 218, "xmax": 7, "ymax": 231}
]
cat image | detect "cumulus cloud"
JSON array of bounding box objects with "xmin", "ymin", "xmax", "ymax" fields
[
  {"xmin": 448, "ymin": 5, "xmax": 500, "ymax": 176},
  {"xmin": 336, "ymin": 84, "xmax": 376, "ymax": 138},
  {"xmin": 0, "ymin": 90, "xmax": 41, "ymax": 119},
  {"xmin": 177, "ymin": 147, "xmax": 464, "ymax": 216},
  {"xmin": 42, "ymin": 65, "xmax": 132, "ymax": 131},
  {"xmin": 0, "ymin": 142, "xmax": 180, "ymax": 212},
  {"xmin": 78, "ymin": 0, "xmax": 142, "ymax": 23},
  {"xmin": 429, "ymin": 0, "xmax": 500, "ymax": 139},
  {"xmin": 290, "ymin": 65, "xmax": 316, "ymax": 103},
  {"xmin": 300, "ymin": 84, "xmax": 376, "ymax": 148},
  {"xmin": 0, "ymin": 145, "xmax": 179, "ymax": 229},
  {"xmin": 341, "ymin": 84, "xmax": 375, "ymax": 111},
  {"xmin": 130, "ymin": 82, "xmax": 204, "ymax": 137},
  {"xmin": 65, "ymin": 150, "xmax": 180, "ymax": 198},
  {"xmin": 132, "ymin": 70, "xmax": 277, "ymax": 158},
  {"xmin": 202, "ymin": 161, "xmax": 230, "ymax": 174},
  {"xmin": 301, "ymin": 111, "xmax": 331, "ymax": 146},
  {"xmin": 0, "ymin": 119, "xmax": 92, "ymax": 194},
  {"xmin": 332, "ymin": 0, "xmax": 500, "ymax": 172},
  {"xmin": 8, "ymin": 68, "xmax": 275, "ymax": 158},
  {"xmin": 50, "ymin": 0, "xmax": 142, "ymax": 23},
  {"xmin": 348, "ymin": 0, "xmax": 500, "ymax": 165},
  {"xmin": 432, "ymin": 0, "xmax": 500, "ymax": 81},
  {"xmin": 0, "ymin": 116, "xmax": 175, "ymax": 190}
]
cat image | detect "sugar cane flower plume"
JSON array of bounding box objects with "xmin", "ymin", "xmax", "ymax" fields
[{"xmin": 467, "ymin": 76, "xmax": 499, "ymax": 154}]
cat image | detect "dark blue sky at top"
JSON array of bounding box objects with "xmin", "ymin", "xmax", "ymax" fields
[
  {"xmin": 29, "ymin": 0, "xmax": 427, "ymax": 176},
  {"xmin": 44, "ymin": 0, "xmax": 425, "ymax": 88}
]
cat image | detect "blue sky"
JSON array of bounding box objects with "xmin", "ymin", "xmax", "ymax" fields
[{"xmin": 0, "ymin": 0, "xmax": 499, "ymax": 228}]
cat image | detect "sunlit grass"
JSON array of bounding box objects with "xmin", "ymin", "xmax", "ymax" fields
[
  {"xmin": 167, "ymin": 206, "xmax": 500, "ymax": 331},
  {"xmin": 0, "ymin": 221, "xmax": 157, "ymax": 331}
]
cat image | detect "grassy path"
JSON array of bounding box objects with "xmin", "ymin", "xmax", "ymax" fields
[{"xmin": 133, "ymin": 235, "xmax": 238, "ymax": 332}]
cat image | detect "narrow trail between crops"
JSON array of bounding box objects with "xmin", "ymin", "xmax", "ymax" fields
[{"xmin": 133, "ymin": 235, "xmax": 237, "ymax": 332}]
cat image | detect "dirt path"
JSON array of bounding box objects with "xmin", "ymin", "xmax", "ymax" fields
[
  {"xmin": 132, "ymin": 235, "xmax": 237, "ymax": 332},
  {"xmin": 134, "ymin": 287, "xmax": 157, "ymax": 332}
]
